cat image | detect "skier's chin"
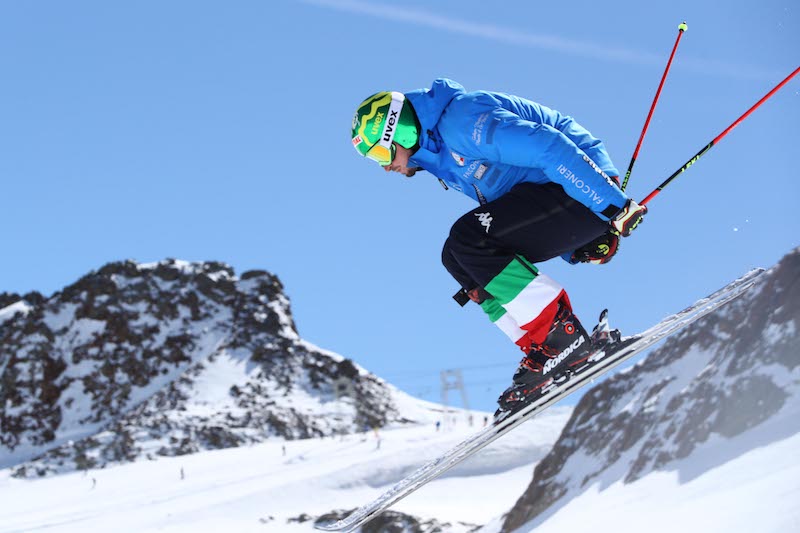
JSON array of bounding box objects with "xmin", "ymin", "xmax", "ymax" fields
[
  {"xmin": 385, "ymin": 164, "xmax": 418, "ymax": 177},
  {"xmin": 388, "ymin": 167, "xmax": 412, "ymax": 177}
]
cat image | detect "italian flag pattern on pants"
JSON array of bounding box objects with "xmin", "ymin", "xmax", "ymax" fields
[{"xmin": 479, "ymin": 256, "xmax": 565, "ymax": 352}]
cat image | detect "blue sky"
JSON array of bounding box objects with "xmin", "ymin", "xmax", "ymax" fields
[{"xmin": 2, "ymin": 0, "xmax": 798, "ymax": 412}]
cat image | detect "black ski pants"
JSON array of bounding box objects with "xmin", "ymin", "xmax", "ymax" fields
[{"xmin": 442, "ymin": 182, "xmax": 609, "ymax": 293}]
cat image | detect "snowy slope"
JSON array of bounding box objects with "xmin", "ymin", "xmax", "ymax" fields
[
  {"xmin": 486, "ymin": 411, "xmax": 800, "ymax": 533},
  {"xmin": 493, "ymin": 247, "xmax": 800, "ymax": 533},
  {"xmin": 0, "ymin": 407, "xmax": 572, "ymax": 533},
  {"xmin": 3, "ymin": 252, "xmax": 798, "ymax": 533},
  {"xmin": 0, "ymin": 258, "xmax": 572, "ymax": 532}
]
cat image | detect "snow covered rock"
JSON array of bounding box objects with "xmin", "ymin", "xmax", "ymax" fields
[
  {"xmin": 500, "ymin": 247, "xmax": 800, "ymax": 532},
  {"xmin": 315, "ymin": 509, "xmax": 480, "ymax": 533},
  {"xmin": 0, "ymin": 259, "xmax": 414, "ymax": 477}
]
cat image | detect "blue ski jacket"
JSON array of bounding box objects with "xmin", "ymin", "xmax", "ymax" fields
[{"xmin": 406, "ymin": 78, "xmax": 628, "ymax": 222}]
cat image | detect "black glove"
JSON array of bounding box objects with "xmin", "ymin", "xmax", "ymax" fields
[{"xmin": 571, "ymin": 231, "xmax": 620, "ymax": 265}]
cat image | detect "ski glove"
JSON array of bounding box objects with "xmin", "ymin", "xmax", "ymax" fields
[
  {"xmin": 571, "ymin": 230, "xmax": 620, "ymax": 264},
  {"xmin": 611, "ymin": 199, "xmax": 647, "ymax": 237}
]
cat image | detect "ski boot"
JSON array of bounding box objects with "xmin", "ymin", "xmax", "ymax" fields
[
  {"xmin": 496, "ymin": 302, "xmax": 592, "ymax": 415},
  {"xmin": 589, "ymin": 309, "xmax": 621, "ymax": 348},
  {"xmin": 565, "ymin": 309, "xmax": 624, "ymax": 376}
]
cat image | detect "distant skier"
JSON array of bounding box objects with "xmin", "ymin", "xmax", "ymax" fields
[{"xmin": 351, "ymin": 79, "xmax": 646, "ymax": 413}]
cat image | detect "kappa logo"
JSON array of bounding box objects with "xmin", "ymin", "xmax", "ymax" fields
[
  {"xmin": 542, "ymin": 334, "xmax": 586, "ymax": 374},
  {"xmin": 475, "ymin": 212, "xmax": 493, "ymax": 233},
  {"xmin": 451, "ymin": 151, "xmax": 466, "ymax": 166}
]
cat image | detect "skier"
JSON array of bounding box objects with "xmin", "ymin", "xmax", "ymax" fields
[{"xmin": 350, "ymin": 79, "xmax": 646, "ymax": 413}]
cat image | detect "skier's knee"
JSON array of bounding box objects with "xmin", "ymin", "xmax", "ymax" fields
[
  {"xmin": 448, "ymin": 212, "xmax": 486, "ymax": 250},
  {"xmin": 441, "ymin": 237, "xmax": 460, "ymax": 274}
]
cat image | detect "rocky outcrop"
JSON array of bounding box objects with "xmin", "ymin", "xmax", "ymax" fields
[
  {"xmin": 0, "ymin": 259, "xmax": 406, "ymax": 477},
  {"xmin": 502, "ymin": 248, "xmax": 800, "ymax": 532}
]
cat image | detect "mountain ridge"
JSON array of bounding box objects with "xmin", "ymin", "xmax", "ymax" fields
[
  {"xmin": 0, "ymin": 259, "xmax": 432, "ymax": 477},
  {"xmin": 500, "ymin": 247, "xmax": 800, "ymax": 532}
]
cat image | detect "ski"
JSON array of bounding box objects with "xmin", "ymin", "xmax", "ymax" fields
[{"xmin": 315, "ymin": 268, "xmax": 765, "ymax": 532}]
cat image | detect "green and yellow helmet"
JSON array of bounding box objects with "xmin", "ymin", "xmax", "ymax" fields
[{"xmin": 351, "ymin": 91, "xmax": 420, "ymax": 166}]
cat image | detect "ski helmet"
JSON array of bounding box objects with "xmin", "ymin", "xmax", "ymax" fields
[{"xmin": 351, "ymin": 91, "xmax": 420, "ymax": 166}]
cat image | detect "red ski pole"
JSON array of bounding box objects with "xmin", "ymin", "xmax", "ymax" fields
[
  {"xmin": 621, "ymin": 22, "xmax": 687, "ymax": 192},
  {"xmin": 640, "ymin": 64, "xmax": 800, "ymax": 206}
]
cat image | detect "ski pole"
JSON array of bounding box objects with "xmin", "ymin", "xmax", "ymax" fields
[
  {"xmin": 621, "ymin": 22, "xmax": 687, "ymax": 192},
  {"xmin": 640, "ymin": 64, "xmax": 800, "ymax": 206}
]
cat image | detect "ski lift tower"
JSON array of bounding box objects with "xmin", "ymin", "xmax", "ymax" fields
[{"xmin": 440, "ymin": 369, "xmax": 469, "ymax": 430}]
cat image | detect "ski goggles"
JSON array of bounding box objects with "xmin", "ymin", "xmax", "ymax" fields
[
  {"xmin": 365, "ymin": 142, "xmax": 396, "ymax": 166},
  {"xmin": 364, "ymin": 93, "xmax": 405, "ymax": 166}
]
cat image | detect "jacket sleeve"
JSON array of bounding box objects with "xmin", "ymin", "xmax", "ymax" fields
[
  {"xmin": 556, "ymin": 115, "xmax": 619, "ymax": 180},
  {"xmin": 473, "ymin": 107, "xmax": 627, "ymax": 221}
]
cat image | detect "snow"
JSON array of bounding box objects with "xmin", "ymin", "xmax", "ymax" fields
[
  {"xmin": 42, "ymin": 302, "xmax": 78, "ymax": 332},
  {"xmin": 267, "ymin": 293, "xmax": 300, "ymax": 340},
  {"xmin": 498, "ymin": 346, "xmax": 800, "ymax": 533},
  {"xmin": 186, "ymin": 348, "xmax": 254, "ymax": 406},
  {"xmin": 504, "ymin": 430, "xmax": 800, "ymax": 533},
  {"xmin": 2, "ymin": 262, "xmax": 797, "ymax": 532},
  {"xmin": 63, "ymin": 318, "xmax": 107, "ymax": 346},
  {"xmin": 9, "ymin": 394, "xmax": 792, "ymax": 533},
  {"xmin": 137, "ymin": 260, "xmax": 199, "ymax": 275},
  {"xmin": 764, "ymin": 319, "xmax": 796, "ymax": 346},
  {"xmin": 0, "ymin": 300, "xmax": 33, "ymax": 324},
  {"xmin": 0, "ymin": 408, "xmax": 572, "ymax": 533}
]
